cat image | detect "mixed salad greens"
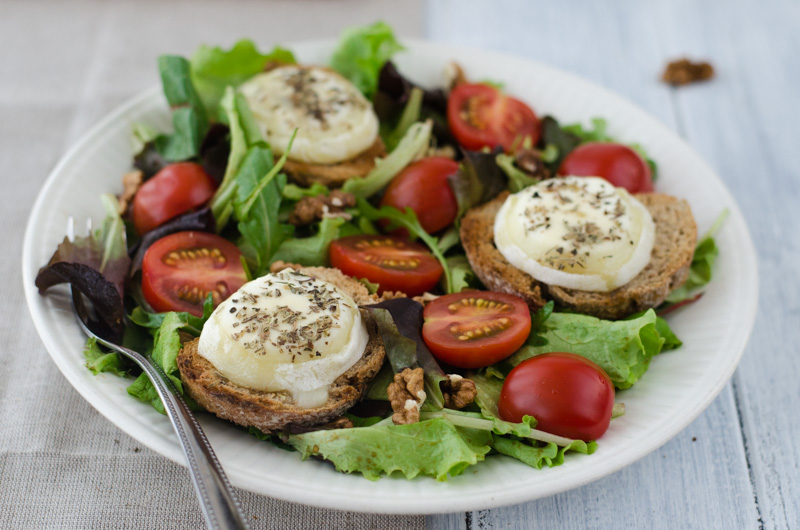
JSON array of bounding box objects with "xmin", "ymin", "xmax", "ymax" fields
[{"xmin": 35, "ymin": 21, "xmax": 722, "ymax": 481}]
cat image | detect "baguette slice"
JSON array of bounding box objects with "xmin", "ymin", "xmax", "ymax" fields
[
  {"xmin": 282, "ymin": 136, "xmax": 386, "ymax": 188},
  {"xmin": 177, "ymin": 266, "xmax": 385, "ymax": 434},
  {"xmin": 460, "ymin": 191, "xmax": 697, "ymax": 320}
]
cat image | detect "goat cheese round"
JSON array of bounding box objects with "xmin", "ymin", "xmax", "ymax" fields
[
  {"xmin": 493, "ymin": 176, "xmax": 656, "ymax": 292},
  {"xmin": 239, "ymin": 65, "xmax": 379, "ymax": 165},
  {"xmin": 198, "ymin": 269, "xmax": 368, "ymax": 408}
]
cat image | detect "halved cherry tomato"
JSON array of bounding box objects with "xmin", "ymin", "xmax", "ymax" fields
[
  {"xmin": 422, "ymin": 291, "xmax": 531, "ymax": 369},
  {"xmin": 329, "ymin": 235, "xmax": 442, "ymax": 296},
  {"xmin": 380, "ymin": 157, "xmax": 459, "ymax": 235},
  {"xmin": 447, "ymin": 83, "xmax": 540, "ymax": 152},
  {"xmin": 498, "ymin": 352, "xmax": 615, "ymax": 441},
  {"xmin": 132, "ymin": 162, "xmax": 218, "ymax": 234},
  {"xmin": 141, "ymin": 231, "xmax": 247, "ymax": 316},
  {"xmin": 558, "ymin": 142, "xmax": 653, "ymax": 193}
]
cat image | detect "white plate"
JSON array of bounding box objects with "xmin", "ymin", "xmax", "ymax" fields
[{"xmin": 22, "ymin": 40, "xmax": 758, "ymax": 514}]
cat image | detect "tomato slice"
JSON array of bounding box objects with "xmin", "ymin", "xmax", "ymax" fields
[
  {"xmin": 422, "ymin": 291, "xmax": 531, "ymax": 369},
  {"xmin": 447, "ymin": 83, "xmax": 541, "ymax": 152},
  {"xmin": 141, "ymin": 231, "xmax": 247, "ymax": 316},
  {"xmin": 380, "ymin": 157, "xmax": 459, "ymax": 235},
  {"xmin": 132, "ymin": 162, "xmax": 218, "ymax": 234},
  {"xmin": 498, "ymin": 352, "xmax": 615, "ymax": 441},
  {"xmin": 329, "ymin": 235, "xmax": 443, "ymax": 296},
  {"xmin": 558, "ymin": 142, "xmax": 654, "ymax": 193}
]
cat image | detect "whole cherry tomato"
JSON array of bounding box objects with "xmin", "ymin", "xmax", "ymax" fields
[{"xmin": 559, "ymin": 142, "xmax": 653, "ymax": 193}]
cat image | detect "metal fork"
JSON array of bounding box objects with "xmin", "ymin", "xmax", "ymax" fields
[{"xmin": 68, "ymin": 217, "xmax": 249, "ymax": 530}]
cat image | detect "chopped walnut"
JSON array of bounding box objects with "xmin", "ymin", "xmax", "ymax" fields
[
  {"xmin": 441, "ymin": 374, "xmax": 477, "ymax": 409},
  {"xmin": 662, "ymin": 58, "xmax": 715, "ymax": 86},
  {"xmin": 269, "ymin": 261, "xmax": 302, "ymax": 273},
  {"xmin": 388, "ymin": 367, "xmax": 426, "ymax": 425},
  {"xmin": 379, "ymin": 290, "xmax": 407, "ymax": 301},
  {"xmin": 514, "ymin": 149, "xmax": 551, "ymax": 180},
  {"xmin": 117, "ymin": 170, "xmax": 143, "ymax": 215},
  {"xmin": 288, "ymin": 190, "xmax": 356, "ymax": 226},
  {"xmin": 444, "ymin": 61, "xmax": 469, "ymax": 92},
  {"xmin": 412, "ymin": 292, "xmax": 439, "ymax": 306}
]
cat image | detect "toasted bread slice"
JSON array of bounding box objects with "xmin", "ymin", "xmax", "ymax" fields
[
  {"xmin": 460, "ymin": 191, "xmax": 697, "ymax": 320},
  {"xmin": 177, "ymin": 266, "xmax": 385, "ymax": 433},
  {"xmin": 282, "ymin": 136, "xmax": 386, "ymax": 188}
]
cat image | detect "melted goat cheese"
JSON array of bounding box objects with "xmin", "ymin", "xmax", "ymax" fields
[
  {"xmin": 198, "ymin": 269, "xmax": 368, "ymax": 408},
  {"xmin": 493, "ymin": 176, "xmax": 656, "ymax": 291},
  {"xmin": 239, "ymin": 65, "xmax": 379, "ymax": 165}
]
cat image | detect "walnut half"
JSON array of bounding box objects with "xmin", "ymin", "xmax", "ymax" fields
[
  {"xmin": 388, "ymin": 367, "xmax": 427, "ymax": 425},
  {"xmin": 442, "ymin": 374, "xmax": 477, "ymax": 409}
]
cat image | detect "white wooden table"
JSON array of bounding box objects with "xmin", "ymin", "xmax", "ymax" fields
[{"xmin": 2, "ymin": 0, "xmax": 796, "ymax": 528}]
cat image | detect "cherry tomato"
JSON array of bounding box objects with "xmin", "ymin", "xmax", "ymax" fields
[
  {"xmin": 422, "ymin": 291, "xmax": 531, "ymax": 369},
  {"xmin": 447, "ymin": 83, "xmax": 541, "ymax": 152},
  {"xmin": 329, "ymin": 235, "xmax": 442, "ymax": 296},
  {"xmin": 498, "ymin": 352, "xmax": 615, "ymax": 441},
  {"xmin": 558, "ymin": 142, "xmax": 653, "ymax": 193},
  {"xmin": 141, "ymin": 231, "xmax": 247, "ymax": 316},
  {"xmin": 380, "ymin": 157, "xmax": 459, "ymax": 235},
  {"xmin": 132, "ymin": 162, "xmax": 218, "ymax": 234}
]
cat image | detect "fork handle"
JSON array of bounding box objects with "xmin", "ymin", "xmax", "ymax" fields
[{"xmin": 105, "ymin": 341, "xmax": 250, "ymax": 530}]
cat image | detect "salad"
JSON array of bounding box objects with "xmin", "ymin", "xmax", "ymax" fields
[{"xmin": 35, "ymin": 22, "xmax": 722, "ymax": 481}]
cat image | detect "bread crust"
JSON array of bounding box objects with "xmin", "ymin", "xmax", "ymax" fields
[
  {"xmin": 177, "ymin": 267, "xmax": 385, "ymax": 433},
  {"xmin": 460, "ymin": 191, "xmax": 697, "ymax": 319},
  {"xmin": 282, "ymin": 136, "xmax": 386, "ymax": 188}
]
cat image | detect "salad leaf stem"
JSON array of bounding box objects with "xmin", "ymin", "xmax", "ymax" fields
[
  {"xmin": 421, "ymin": 410, "xmax": 577, "ymax": 446},
  {"xmin": 240, "ymin": 129, "xmax": 296, "ymax": 217}
]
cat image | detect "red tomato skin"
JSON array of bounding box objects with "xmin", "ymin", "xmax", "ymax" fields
[
  {"xmin": 558, "ymin": 142, "xmax": 653, "ymax": 193},
  {"xmin": 132, "ymin": 162, "xmax": 218, "ymax": 234},
  {"xmin": 422, "ymin": 291, "xmax": 531, "ymax": 369},
  {"xmin": 447, "ymin": 83, "xmax": 541, "ymax": 152},
  {"xmin": 498, "ymin": 352, "xmax": 615, "ymax": 441},
  {"xmin": 329, "ymin": 235, "xmax": 443, "ymax": 297},
  {"xmin": 141, "ymin": 231, "xmax": 247, "ymax": 316},
  {"xmin": 380, "ymin": 157, "xmax": 459, "ymax": 235}
]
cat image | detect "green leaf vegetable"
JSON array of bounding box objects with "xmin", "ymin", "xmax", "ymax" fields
[
  {"xmin": 154, "ymin": 55, "xmax": 209, "ymax": 161},
  {"xmin": 341, "ymin": 120, "xmax": 432, "ymax": 198},
  {"xmin": 496, "ymin": 152, "xmax": 539, "ymax": 192},
  {"xmin": 665, "ymin": 210, "xmax": 728, "ymax": 304},
  {"xmin": 510, "ymin": 309, "xmax": 678, "ymax": 389},
  {"xmin": 382, "ymin": 87, "xmax": 423, "ymax": 151},
  {"xmin": 190, "ymin": 39, "xmax": 295, "ymax": 118},
  {"xmin": 83, "ymin": 337, "xmax": 127, "ymax": 377},
  {"xmin": 330, "ymin": 21, "xmax": 404, "ymax": 99},
  {"xmin": 269, "ymin": 216, "xmax": 346, "ymax": 267}
]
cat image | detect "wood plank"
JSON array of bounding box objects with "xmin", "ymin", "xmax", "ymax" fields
[
  {"xmin": 424, "ymin": 0, "xmax": 761, "ymax": 527},
  {"xmin": 654, "ymin": 0, "xmax": 800, "ymax": 528}
]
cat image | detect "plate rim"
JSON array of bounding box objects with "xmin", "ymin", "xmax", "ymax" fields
[{"xmin": 22, "ymin": 39, "xmax": 759, "ymax": 514}]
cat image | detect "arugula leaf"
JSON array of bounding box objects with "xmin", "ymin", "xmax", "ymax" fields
[
  {"xmin": 282, "ymin": 183, "xmax": 328, "ymax": 201},
  {"xmin": 665, "ymin": 210, "xmax": 727, "ymax": 303},
  {"xmin": 495, "ymin": 152, "xmax": 539, "ymax": 192},
  {"xmin": 35, "ymin": 195, "xmax": 130, "ymax": 335},
  {"xmin": 356, "ymin": 199, "xmax": 454, "ymax": 292},
  {"xmin": 269, "ymin": 216, "xmax": 345, "ymax": 267},
  {"xmin": 83, "ymin": 337, "xmax": 127, "ymax": 377},
  {"xmin": 446, "ymin": 255, "xmax": 475, "ymax": 293},
  {"xmin": 190, "ymin": 39, "xmax": 295, "ymax": 118},
  {"xmin": 330, "ymin": 21, "xmax": 404, "ymax": 99},
  {"xmin": 382, "ymin": 87, "xmax": 423, "ymax": 151},
  {"xmin": 341, "ymin": 120, "xmax": 432, "ymax": 198},
  {"xmin": 154, "ymin": 55, "xmax": 209, "ymax": 161},
  {"xmin": 510, "ymin": 309, "xmax": 665, "ymax": 389},
  {"xmin": 287, "ymin": 418, "xmax": 491, "ymax": 481}
]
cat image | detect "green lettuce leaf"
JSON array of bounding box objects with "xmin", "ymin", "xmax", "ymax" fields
[
  {"xmin": 154, "ymin": 55, "xmax": 209, "ymax": 161},
  {"xmin": 287, "ymin": 418, "xmax": 491, "ymax": 481},
  {"xmin": 269, "ymin": 216, "xmax": 345, "ymax": 267},
  {"xmin": 190, "ymin": 40, "xmax": 295, "ymax": 118},
  {"xmin": 445, "ymin": 255, "xmax": 475, "ymax": 293},
  {"xmin": 83, "ymin": 337, "xmax": 127, "ymax": 377},
  {"xmin": 496, "ymin": 152, "xmax": 539, "ymax": 192},
  {"xmin": 665, "ymin": 210, "xmax": 727, "ymax": 303},
  {"xmin": 281, "ymin": 182, "xmax": 328, "ymax": 201},
  {"xmin": 129, "ymin": 294, "xmax": 214, "ymax": 336},
  {"xmin": 341, "ymin": 120, "xmax": 432, "ymax": 198},
  {"xmin": 510, "ymin": 309, "xmax": 665, "ymax": 389},
  {"xmin": 382, "ymin": 87, "xmax": 423, "ymax": 151},
  {"xmin": 330, "ymin": 21, "xmax": 404, "ymax": 99},
  {"xmin": 492, "ymin": 436, "xmax": 596, "ymax": 469},
  {"xmin": 447, "ymin": 148, "xmax": 508, "ymax": 221}
]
